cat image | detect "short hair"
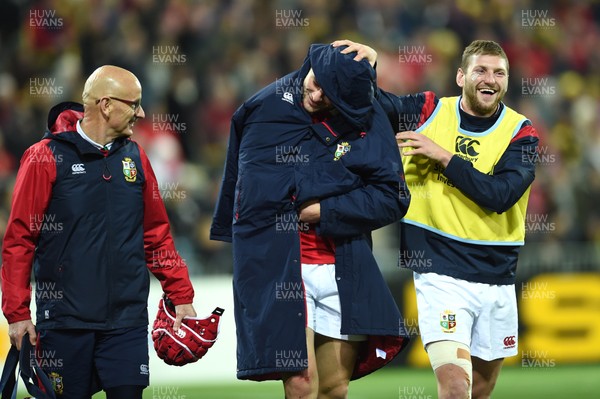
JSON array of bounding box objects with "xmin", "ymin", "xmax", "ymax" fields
[{"xmin": 460, "ymin": 40, "xmax": 509, "ymax": 72}]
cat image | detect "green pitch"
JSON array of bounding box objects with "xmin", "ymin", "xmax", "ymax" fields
[
  {"xmin": 16, "ymin": 364, "xmax": 592, "ymax": 398},
  {"xmin": 124, "ymin": 364, "xmax": 597, "ymax": 398}
]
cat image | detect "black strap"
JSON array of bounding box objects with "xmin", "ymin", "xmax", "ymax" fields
[
  {"xmin": 0, "ymin": 334, "xmax": 56, "ymax": 399},
  {"xmin": 0, "ymin": 345, "xmax": 18, "ymax": 399},
  {"xmin": 19, "ymin": 334, "xmax": 56, "ymax": 399}
]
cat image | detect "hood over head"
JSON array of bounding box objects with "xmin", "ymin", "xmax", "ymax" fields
[{"xmin": 306, "ymin": 43, "xmax": 375, "ymax": 130}]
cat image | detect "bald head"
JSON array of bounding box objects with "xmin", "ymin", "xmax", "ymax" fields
[
  {"xmin": 80, "ymin": 65, "xmax": 145, "ymax": 144},
  {"xmin": 82, "ymin": 65, "xmax": 141, "ymax": 105}
]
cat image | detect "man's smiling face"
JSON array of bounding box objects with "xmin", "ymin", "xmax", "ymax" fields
[{"xmin": 457, "ymin": 54, "xmax": 508, "ymax": 117}]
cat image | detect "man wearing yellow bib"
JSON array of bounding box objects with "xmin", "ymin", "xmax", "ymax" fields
[{"xmin": 334, "ymin": 40, "xmax": 539, "ymax": 399}]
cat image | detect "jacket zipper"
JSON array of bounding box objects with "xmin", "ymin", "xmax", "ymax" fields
[{"xmin": 103, "ymin": 155, "xmax": 114, "ymax": 327}]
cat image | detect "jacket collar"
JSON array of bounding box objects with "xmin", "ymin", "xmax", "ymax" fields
[{"xmin": 44, "ymin": 101, "xmax": 128, "ymax": 156}]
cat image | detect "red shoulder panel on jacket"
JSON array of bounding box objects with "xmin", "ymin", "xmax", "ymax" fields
[
  {"xmin": 511, "ymin": 124, "xmax": 538, "ymax": 143},
  {"xmin": 418, "ymin": 91, "xmax": 437, "ymax": 128}
]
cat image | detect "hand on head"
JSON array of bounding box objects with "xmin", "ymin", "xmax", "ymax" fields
[{"xmin": 332, "ymin": 39, "xmax": 377, "ymax": 67}]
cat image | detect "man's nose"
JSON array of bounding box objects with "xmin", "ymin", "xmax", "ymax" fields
[
  {"xmin": 482, "ymin": 71, "xmax": 496, "ymax": 84},
  {"xmin": 136, "ymin": 105, "xmax": 145, "ymax": 119},
  {"xmin": 311, "ymin": 88, "xmax": 324, "ymax": 102}
]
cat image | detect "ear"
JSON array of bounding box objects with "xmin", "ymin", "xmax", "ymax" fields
[
  {"xmin": 456, "ymin": 68, "xmax": 465, "ymax": 88},
  {"xmin": 97, "ymin": 97, "xmax": 112, "ymax": 118}
]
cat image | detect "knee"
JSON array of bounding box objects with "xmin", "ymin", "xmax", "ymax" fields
[
  {"xmin": 427, "ymin": 341, "xmax": 473, "ymax": 399},
  {"xmin": 471, "ymin": 378, "xmax": 496, "ymax": 399},
  {"xmin": 437, "ymin": 372, "xmax": 470, "ymax": 399},
  {"xmin": 284, "ymin": 374, "xmax": 318, "ymax": 399},
  {"xmin": 319, "ymin": 380, "xmax": 350, "ymax": 399}
]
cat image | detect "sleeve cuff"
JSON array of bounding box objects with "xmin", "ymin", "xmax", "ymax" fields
[
  {"xmin": 315, "ymin": 197, "xmax": 334, "ymax": 236},
  {"xmin": 443, "ymin": 155, "xmax": 471, "ymax": 181}
]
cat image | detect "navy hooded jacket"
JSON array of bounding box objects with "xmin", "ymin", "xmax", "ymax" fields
[
  {"xmin": 211, "ymin": 44, "xmax": 411, "ymax": 380},
  {"xmin": 1, "ymin": 102, "xmax": 194, "ymax": 329}
]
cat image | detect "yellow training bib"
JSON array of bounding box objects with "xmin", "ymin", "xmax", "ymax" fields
[{"xmin": 402, "ymin": 96, "xmax": 530, "ymax": 245}]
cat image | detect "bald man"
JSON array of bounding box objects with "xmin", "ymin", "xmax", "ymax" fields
[{"xmin": 1, "ymin": 65, "xmax": 196, "ymax": 398}]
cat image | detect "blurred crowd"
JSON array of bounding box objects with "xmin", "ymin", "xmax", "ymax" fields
[{"xmin": 0, "ymin": 0, "xmax": 598, "ymax": 274}]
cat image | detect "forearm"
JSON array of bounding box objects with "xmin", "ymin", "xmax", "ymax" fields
[
  {"xmin": 443, "ymin": 143, "xmax": 536, "ymax": 213},
  {"xmin": 141, "ymin": 148, "xmax": 194, "ymax": 304},
  {"xmin": 2, "ymin": 145, "xmax": 55, "ymax": 322}
]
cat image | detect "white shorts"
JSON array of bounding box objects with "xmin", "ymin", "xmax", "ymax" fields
[
  {"xmin": 302, "ymin": 263, "xmax": 367, "ymax": 341},
  {"xmin": 414, "ymin": 272, "xmax": 518, "ymax": 361}
]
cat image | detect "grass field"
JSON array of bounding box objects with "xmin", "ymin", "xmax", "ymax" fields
[
  {"xmin": 88, "ymin": 364, "xmax": 599, "ymax": 398},
  {"xmin": 15, "ymin": 364, "xmax": 598, "ymax": 398}
]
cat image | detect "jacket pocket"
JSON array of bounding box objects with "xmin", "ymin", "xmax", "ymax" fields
[{"xmin": 34, "ymin": 262, "xmax": 64, "ymax": 322}]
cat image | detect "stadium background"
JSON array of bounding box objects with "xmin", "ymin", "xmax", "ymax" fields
[{"xmin": 0, "ymin": 0, "xmax": 599, "ymax": 397}]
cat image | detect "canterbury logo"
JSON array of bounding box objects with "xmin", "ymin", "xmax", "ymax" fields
[
  {"xmin": 71, "ymin": 163, "xmax": 86, "ymax": 174},
  {"xmin": 455, "ymin": 136, "xmax": 480, "ymax": 157},
  {"xmin": 282, "ymin": 92, "xmax": 294, "ymax": 104},
  {"xmin": 503, "ymin": 335, "xmax": 516, "ymax": 347}
]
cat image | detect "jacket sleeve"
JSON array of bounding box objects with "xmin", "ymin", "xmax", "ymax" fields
[
  {"xmin": 1, "ymin": 143, "xmax": 56, "ymax": 324},
  {"xmin": 209, "ymin": 104, "xmax": 247, "ymax": 242},
  {"xmin": 317, "ymin": 120, "xmax": 411, "ymax": 238},
  {"xmin": 443, "ymin": 123, "xmax": 539, "ymax": 213},
  {"xmin": 376, "ymin": 89, "xmax": 438, "ymax": 132},
  {"xmin": 140, "ymin": 145, "xmax": 194, "ymax": 306}
]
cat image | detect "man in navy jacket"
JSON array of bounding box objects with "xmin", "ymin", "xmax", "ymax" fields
[
  {"xmin": 211, "ymin": 44, "xmax": 411, "ymax": 398},
  {"xmin": 1, "ymin": 65, "xmax": 196, "ymax": 399}
]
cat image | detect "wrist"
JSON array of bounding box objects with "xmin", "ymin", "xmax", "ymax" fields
[{"xmin": 438, "ymin": 151, "xmax": 453, "ymax": 168}]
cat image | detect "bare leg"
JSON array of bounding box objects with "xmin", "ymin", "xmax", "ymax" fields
[
  {"xmin": 428, "ymin": 341, "xmax": 472, "ymax": 399},
  {"xmin": 314, "ymin": 333, "xmax": 360, "ymax": 399},
  {"xmin": 471, "ymin": 356, "xmax": 503, "ymax": 399},
  {"xmin": 282, "ymin": 328, "xmax": 319, "ymax": 399},
  {"xmin": 434, "ymin": 364, "xmax": 471, "ymax": 399}
]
